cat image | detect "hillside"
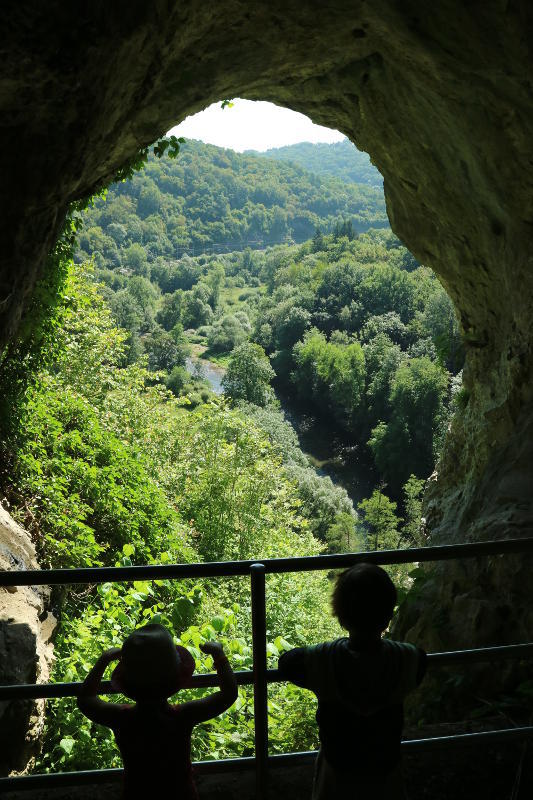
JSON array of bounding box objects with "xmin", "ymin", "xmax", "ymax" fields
[
  {"xmin": 76, "ymin": 140, "xmax": 387, "ymax": 267},
  {"xmin": 0, "ymin": 132, "xmax": 463, "ymax": 777},
  {"xmin": 255, "ymin": 139, "xmax": 383, "ymax": 188}
]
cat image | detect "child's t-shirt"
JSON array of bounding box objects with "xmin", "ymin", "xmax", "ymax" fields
[
  {"xmin": 112, "ymin": 703, "xmax": 197, "ymax": 797},
  {"xmin": 278, "ymin": 638, "xmax": 426, "ymax": 775},
  {"xmin": 83, "ymin": 702, "xmax": 200, "ymax": 799}
]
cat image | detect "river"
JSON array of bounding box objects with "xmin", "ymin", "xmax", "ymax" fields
[
  {"xmin": 279, "ymin": 398, "xmax": 376, "ymax": 506},
  {"xmin": 186, "ymin": 354, "xmax": 376, "ymax": 506},
  {"xmin": 185, "ymin": 356, "xmax": 225, "ymax": 394}
]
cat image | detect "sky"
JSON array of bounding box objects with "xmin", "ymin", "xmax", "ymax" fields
[{"xmin": 168, "ymin": 99, "xmax": 345, "ymax": 153}]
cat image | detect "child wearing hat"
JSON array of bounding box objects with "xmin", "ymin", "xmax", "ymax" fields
[
  {"xmin": 277, "ymin": 563, "xmax": 426, "ymax": 800},
  {"xmin": 78, "ymin": 623, "xmax": 238, "ymax": 799}
]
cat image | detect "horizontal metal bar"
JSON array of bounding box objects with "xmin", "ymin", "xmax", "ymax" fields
[
  {"xmin": 2, "ymin": 727, "xmax": 533, "ymax": 792},
  {"xmin": 1, "ymin": 537, "xmax": 532, "ymax": 587},
  {"xmin": 427, "ymin": 641, "xmax": 533, "ymax": 666},
  {"xmin": 0, "ymin": 670, "xmax": 257, "ymax": 701},
  {"xmin": 0, "ymin": 758, "xmax": 259, "ymax": 792},
  {"xmin": 271, "ymin": 726, "xmax": 533, "ymax": 758},
  {"xmin": 401, "ymin": 725, "xmax": 533, "ymax": 750},
  {"xmin": 0, "ymin": 768, "xmax": 124, "ymax": 791},
  {"xmin": 2, "ymin": 643, "xmax": 533, "ymax": 701}
]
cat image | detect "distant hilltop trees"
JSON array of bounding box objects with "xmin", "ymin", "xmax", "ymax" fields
[{"xmin": 76, "ymin": 140, "xmax": 387, "ymax": 267}]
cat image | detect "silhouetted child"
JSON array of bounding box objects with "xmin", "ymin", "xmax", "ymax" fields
[
  {"xmin": 78, "ymin": 623, "xmax": 238, "ymax": 799},
  {"xmin": 278, "ymin": 563, "xmax": 426, "ymax": 799}
]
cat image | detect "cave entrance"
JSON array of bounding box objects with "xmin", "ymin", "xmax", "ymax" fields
[
  {"xmin": 2, "ymin": 3, "xmax": 533, "ymax": 783},
  {"xmin": 3, "ymin": 5, "xmax": 532, "ymax": 559},
  {"xmin": 75, "ymin": 94, "xmax": 463, "ymax": 521}
]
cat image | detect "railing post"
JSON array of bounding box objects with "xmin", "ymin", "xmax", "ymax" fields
[{"xmin": 251, "ymin": 563, "xmax": 268, "ymax": 800}]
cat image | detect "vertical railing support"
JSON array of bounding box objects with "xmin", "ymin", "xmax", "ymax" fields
[{"xmin": 251, "ymin": 562, "xmax": 268, "ymax": 800}]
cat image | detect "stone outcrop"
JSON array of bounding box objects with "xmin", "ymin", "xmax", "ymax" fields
[
  {"xmin": 0, "ymin": 0, "xmax": 532, "ymax": 702},
  {"xmin": 0, "ymin": 506, "xmax": 55, "ymax": 775}
]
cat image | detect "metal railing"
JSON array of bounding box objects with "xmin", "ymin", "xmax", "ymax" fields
[{"xmin": 1, "ymin": 537, "xmax": 533, "ymax": 796}]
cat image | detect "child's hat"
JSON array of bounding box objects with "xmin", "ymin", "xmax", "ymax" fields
[{"xmin": 110, "ymin": 623, "xmax": 195, "ymax": 699}]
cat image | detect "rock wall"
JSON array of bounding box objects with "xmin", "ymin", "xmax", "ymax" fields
[
  {"xmin": 0, "ymin": 506, "xmax": 55, "ymax": 775},
  {"xmin": 0, "ymin": 0, "xmax": 532, "ymax": 704}
]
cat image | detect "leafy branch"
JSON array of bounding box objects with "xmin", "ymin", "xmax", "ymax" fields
[{"xmin": 113, "ymin": 134, "xmax": 185, "ymax": 183}]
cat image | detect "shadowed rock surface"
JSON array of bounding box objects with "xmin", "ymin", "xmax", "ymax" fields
[
  {"xmin": 0, "ymin": 506, "xmax": 55, "ymax": 775},
  {"xmin": 1, "ymin": 0, "xmax": 532, "ymax": 759}
]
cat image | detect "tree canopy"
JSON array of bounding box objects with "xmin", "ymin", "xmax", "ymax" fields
[
  {"xmin": 77, "ymin": 140, "xmax": 387, "ymax": 267},
  {"xmin": 222, "ymin": 342, "xmax": 275, "ymax": 406}
]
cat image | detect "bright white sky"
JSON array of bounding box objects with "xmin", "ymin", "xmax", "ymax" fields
[{"xmin": 168, "ymin": 99, "xmax": 344, "ymax": 152}]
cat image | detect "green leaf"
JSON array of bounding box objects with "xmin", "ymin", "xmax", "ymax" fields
[
  {"xmin": 211, "ymin": 615, "xmax": 225, "ymax": 632},
  {"xmin": 133, "ymin": 581, "xmax": 151, "ymax": 594},
  {"xmin": 59, "ymin": 737, "xmax": 75, "ymax": 755},
  {"xmin": 122, "ymin": 543, "xmax": 135, "ymax": 557},
  {"xmin": 171, "ymin": 597, "xmax": 195, "ymax": 628}
]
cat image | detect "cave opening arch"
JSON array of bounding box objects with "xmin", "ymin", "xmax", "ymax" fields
[{"xmin": 2, "ymin": 1, "xmax": 532, "ymax": 657}]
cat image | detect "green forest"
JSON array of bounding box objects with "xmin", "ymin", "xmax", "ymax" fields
[
  {"xmin": 254, "ymin": 138, "xmax": 383, "ymax": 188},
  {"xmin": 76, "ymin": 139, "xmax": 387, "ymax": 262},
  {"xmin": 0, "ymin": 137, "xmax": 464, "ymax": 773}
]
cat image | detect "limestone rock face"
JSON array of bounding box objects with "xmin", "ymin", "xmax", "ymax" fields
[
  {"xmin": 0, "ymin": 506, "xmax": 55, "ymax": 775},
  {"xmin": 0, "ymin": 0, "xmax": 532, "ymax": 671}
]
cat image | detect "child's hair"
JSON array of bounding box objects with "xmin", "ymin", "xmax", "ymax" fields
[{"xmin": 331, "ymin": 563, "xmax": 397, "ymax": 634}]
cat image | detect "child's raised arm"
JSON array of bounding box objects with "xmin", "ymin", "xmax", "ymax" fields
[
  {"xmin": 77, "ymin": 647, "xmax": 127, "ymax": 726},
  {"xmin": 180, "ymin": 642, "xmax": 238, "ymax": 724}
]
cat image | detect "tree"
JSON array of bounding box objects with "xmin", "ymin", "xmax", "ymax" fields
[
  {"xmin": 358, "ymin": 488, "xmax": 412, "ymax": 587},
  {"xmin": 326, "ymin": 512, "xmax": 365, "ymax": 554},
  {"xmin": 312, "ymin": 226, "xmax": 325, "ymax": 252},
  {"xmin": 368, "ymin": 357, "xmax": 449, "ymax": 490},
  {"xmin": 284, "ymin": 464, "xmax": 356, "ymax": 541},
  {"xmin": 77, "ymin": 140, "xmax": 387, "ymax": 266},
  {"xmin": 359, "ymin": 264, "xmax": 416, "ymax": 324},
  {"xmin": 128, "ymin": 275, "xmax": 159, "ymax": 315},
  {"xmin": 167, "ymin": 257, "xmax": 202, "ymax": 292},
  {"xmin": 207, "ymin": 314, "xmax": 247, "ymax": 354},
  {"xmin": 110, "ymin": 290, "xmax": 143, "ymax": 332},
  {"xmin": 292, "ymin": 329, "xmax": 330, "ymax": 402},
  {"xmin": 275, "ymin": 305, "xmax": 311, "ymax": 350},
  {"xmin": 124, "ymin": 243, "xmax": 149, "ymax": 276},
  {"xmin": 363, "ymin": 333, "xmax": 404, "ymax": 428},
  {"xmin": 137, "ymin": 183, "xmax": 162, "ymax": 218},
  {"xmin": 182, "ymin": 283, "xmax": 213, "ymax": 328},
  {"xmin": 361, "ymin": 312, "xmax": 410, "ymax": 348},
  {"xmin": 333, "ymin": 219, "xmax": 355, "ymax": 241},
  {"xmin": 314, "ymin": 260, "xmax": 365, "ymax": 333},
  {"xmin": 328, "ymin": 339, "xmax": 366, "ymax": 422},
  {"xmin": 107, "ymin": 222, "xmax": 127, "ymax": 246},
  {"xmin": 144, "ymin": 325, "xmax": 189, "ymax": 372},
  {"xmin": 205, "ymin": 262, "xmax": 225, "ymax": 309},
  {"xmin": 358, "ymin": 489, "xmax": 401, "ymax": 552},
  {"xmin": 165, "ymin": 365, "xmax": 190, "ymax": 396},
  {"xmin": 402, "ymin": 475, "xmax": 426, "ymax": 546},
  {"xmin": 156, "ymin": 289, "xmax": 185, "ymax": 331},
  {"xmin": 420, "ymin": 289, "xmax": 464, "ymax": 372},
  {"xmin": 292, "ymin": 329, "xmax": 365, "ymax": 426},
  {"xmin": 222, "ymin": 343, "xmax": 275, "ymax": 406}
]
